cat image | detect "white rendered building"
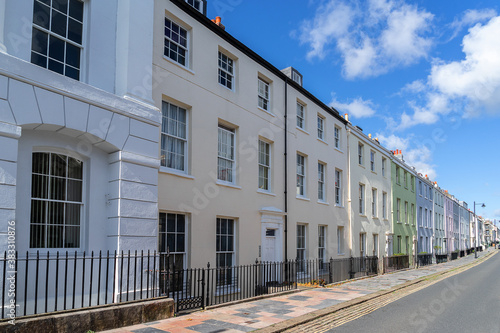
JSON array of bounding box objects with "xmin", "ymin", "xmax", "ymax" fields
[
  {"xmin": 0, "ymin": 0, "xmax": 161, "ymax": 255},
  {"xmin": 153, "ymin": 0, "xmax": 349, "ymax": 271},
  {"xmin": 347, "ymin": 125, "xmax": 392, "ymax": 263}
]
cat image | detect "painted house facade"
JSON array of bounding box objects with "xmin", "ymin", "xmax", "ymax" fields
[
  {"xmin": 433, "ymin": 184, "xmax": 446, "ymax": 254},
  {"xmin": 416, "ymin": 174, "xmax": 433, "ymax": 254},
  {"xmin": 347, "ymin": 125, "xmax": 392, "ymax": 263},
  {"xmin": 0, "ymin": 0, "xmax": 161, "ymax": 255},
  {"xmin": 390, "ymin": 151, "xmax": 416, "ymax": 261},
  {"xmin": 152, "ymin": 0, "xmax": 349, "ymax": 272}
]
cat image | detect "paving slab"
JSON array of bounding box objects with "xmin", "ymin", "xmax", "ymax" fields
[{"xmin": 100, "ymin": 249, "xmax": 495, "ymax": 333}]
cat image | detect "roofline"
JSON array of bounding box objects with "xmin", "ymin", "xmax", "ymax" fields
[
  {"xmin": 347, "ymin": 123, "xmax": 393, "ymax": 156},
  {"xmin": 170, "ymin": 0, "xmax": 347, "ymax": 124}
]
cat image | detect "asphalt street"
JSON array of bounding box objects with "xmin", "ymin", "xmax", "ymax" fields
[{"xmin": 328, "ymin": 252, "xmax": 500, "ymax": 333}]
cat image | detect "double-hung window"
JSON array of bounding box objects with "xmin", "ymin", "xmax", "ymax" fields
[
  {"xmin": 335, "ymin": 170, "xmax": 342, "ymax": 206},
  {"xmin": 297, "ymin": 102, "xmax": 305, "ymax": 129},
  {"xmin": 318, "ymin": 162, "xmax": 325, "ymax": 201},
  {"xmin": 396, "ymin": 166, "xmax": 400, "ymax": 184},
  {"xmin": 318, "ymin": 226, "xmax": 326, "ymax": 268},
  {"xmin": 217, "ymin": 125, "xmax": 235, "ymax": 183},
  {"xmin": 358, "ymin": 143, "xmax": 364, "ymax": 165},
  {"xmin": 396, "ymin": 199, "xmax": 401, "ymax": 222},
  {"xmin": 296, "ymin": 224, "xmax": 306, "ymax": 271},
  {"xmin": 337, "ymin": 226, "xmax": 344, "ymax": 255},
  {"xmin": 161, "ymin": 102, "xmax": 187, "ymax": 171},
  {"xmin": 382, "ymin": 158, "xmax": 386, "ymax": 177},
  {"xmin": 359, "ymin": 184, "xmax": 365, "ymax": 215},
  {"xmin": 218, "ymin": 51, "xmax": 234, "ymax": 89},
  {"xmin": 334, "ymin": 126, "xmax": 340, "ymax": 149},
  {"xmin": 372, "ymin": 188, "xmax": 377, "ymax": 217},
  {"xmin": 405, "ymin": 201, "xmax": 409, "ymax": 224},
  {"xmin": 216, "ymin": 218, "xmax": 235, "ymax": 286},
  {"xmin": 31, "ymin": 0, "xmax": 84, "ymax": 80},
  {"xmin": 370, "ymin": 151, "xmax": 375, "ymax": 172},
  {"xmin": 185, "ymin": 0, "xmax": 204, "ymax": 13},
  {"xmin": 296, "ymin": 154, "xmax": 306, "ymax": 197},
  {"xmin": 258, "ymin": 140, "xmax": 270, "ymax": 191},
  {"xmin": 30, "ymin": 152, "xmax": 83, "ymax": 248},
  {"xmin": 258, "ymin": 78, "xmax": 270, "ymax": 111},
  {"xmin": 317, "ymin": 115, "xmax": 324, "ymax": 140},
  {"xmin": 164, "ymin": 17, "xmax": 188, "ymax": 67},
  {"xmin": 382, "ymin": 192, "xmax": 387, "ymax": 219},
  {"xmin": 159, "ymin": 213, "xmax": 186, "ymax": 272}
]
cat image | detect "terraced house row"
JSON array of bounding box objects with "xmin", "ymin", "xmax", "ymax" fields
[{"xmin": 0, "ymin": 0, "xmax": 489, "ymax": 276}]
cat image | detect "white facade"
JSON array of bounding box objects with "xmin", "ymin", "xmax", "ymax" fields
[
  {"xmin": 153, "ymin": 0, "xmax": 349, "ymax": 270},
  {"xmin": 0, "ymin": 0, "xmax": 161, "ymax": 254},
  {"xmin": 347, "ymin": 126, "xmax": 392, "ymax": 261}
]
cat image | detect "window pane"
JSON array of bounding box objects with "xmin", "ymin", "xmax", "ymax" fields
[
  {"xmin": 30, "ymin": 224, "xmax": 45, "ymax": 248},
  {"xmin": 67, "ymin": 157, "xmax": 83, "ymax": 179},
  {"xmin": 66, "ymin": 42, "xmax": 81, "ymax": 68},
  {"xmin": 65, "ymin": 226, "xmax": 79, "ymax": 248},
  {"xmin": 32, "ymin": 28, "xmax": 49, "ymax": 55},
  {"xmin": 33, "ymin": 2, "xmax": 50, "ymax": 30},
  {"xmin": 51, "ymin": 9, "xmax": 67, "ymax": 37},
  {"xmin": 65, "ymin": 203, "xmax": 80, "ymax": 225},
  {"xmin": 53, "ymin": 0, "xmax": 69, "ymax": 14},
  {"xmin": 67, "ymin": 18, "xmax": 82, "ymax": 44},
  {"xmin": 47, "ymin": 225, "xmax": 64, "ymax": 248},
  {"xmin": 69, "ymin": 0, "xmax": 84, "ymax": 22},
  {"xmin": 167, "ymin": 213, "xmax": 176, "ymax": 232}
]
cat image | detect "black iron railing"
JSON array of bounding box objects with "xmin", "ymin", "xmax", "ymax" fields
[
  {"xmin": 435, "ymin": 254, "xmax": 448, "ymax": 263},
  {"xmin": 0, "ymin": 250, "xmax": 161, "ymax": 319},
  {"xmin": 1, "ymin": 253, "xmax": 379, "ymax": 318},
  {"xmin": 451, "ymin": 252, "xmax": 459, "ymax": 260},
  {"xmin": 383, "ymin": 255, "xmax": 409, "ymax": 273},
  {"xmin": 416, "ymin": 254, "xmax": 432, "ymax": 267}
]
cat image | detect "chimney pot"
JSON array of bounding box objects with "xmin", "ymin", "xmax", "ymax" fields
[{"xmin": 344, "ymin": 113, "xmax": 349, "ymax": 121}]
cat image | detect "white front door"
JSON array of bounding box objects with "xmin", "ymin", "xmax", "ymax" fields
[{"xmin": 262, "ymin": 228, "xmax": 278, "ymax": 262}]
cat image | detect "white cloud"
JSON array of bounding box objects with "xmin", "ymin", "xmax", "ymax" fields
[
  {"xmin": 297, "ymin": 0, "xmax": 433, "ymax": 79},
  {"xmin": 494, "ymin": 209, "xmax": 500, "ymax": 217},
  {"xmin": 394, "ymin": 15, "xmax": 500, "ymax": 129},
  {"xmin": 331, "ymin": 96, "xmax": 377, "ymax": 118},
  {"xmin": 430, "ymin": 16, "xmax": 500, "ymax": 114},
  {"xmin": 377, "ymin": 133, "xmax": 437, "ymax": 179},
  {"xmin": 449, "ymin": 9, "xmax": 497, "ymax": 39},
  {"xmin": 298, "ymin": 2, "xmax": 355, "ymax": 60}
]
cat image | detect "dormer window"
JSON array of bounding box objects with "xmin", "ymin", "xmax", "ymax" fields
[{"xmin": 185, "ymin": 0, "xmax": 205, "ymax": 14}]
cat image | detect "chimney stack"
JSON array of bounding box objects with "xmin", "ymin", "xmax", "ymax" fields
[
  {"xmin": 344, "ymin": 113, "xmax": 349, "ymax": 122},
  {"xmin": 211, "ymin": 16, "xmax": 225, "ymax": 30}
]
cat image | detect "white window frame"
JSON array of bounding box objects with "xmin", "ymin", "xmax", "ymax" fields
[
  {"xmin": 404, "ymin": 171, "xmax": 408, "ymax": 188},
  {"xmin": 397, "ymin": 198, "xmax": 401, "ymax": 223},
  {"xmin": 218, "ymin": 51, "xmax": 234, "ymax": 90},
  {"xmin": 405, "ymin": 201, "xmax": 409, "ymax": 224},
  {"xmin": 217, "ymin": 125, "xmax": 236, "ymax": 184},
  {"xmin": 31, "ymin": 0, "xmax": 84, "ymax": 80},
  {"xmin": 372, "ymin": 188, "xmax": 377, "ymax": 217},
  {"xmin": 258, "ymin": 140, "xmax": 271, "ymax": 191},
  {"xmin": 296, "ymin": 224, "xmax": 307, "ymax": 271},
  {"xmin": 419, "ymin": 207, "xmax": 423, "ymax": 227},
  {"xmin": 30, "ymin": 151, "xmax": 84, "ymax": 249},
  {"xmin": 335, "ymin": 169, "xmax": 342, "ymax": 206},
  {"xmin": 334, "ymin": 126, "xmax": 341, "ymax": 149},
  {"xmin": 317, "ymin": 115, "xmax": 325, "ymax": 140},
  {"xmin": 396, "ymin": 166, "xmax": 400, "ymax": 184},
  {"xmin": 159, "ymin": 212, "xmax": 187, "ymax": 269},
  {"xmin": 359, "ymin": 184, "xmax": 365, "ymax": 215},
  {"xmin": 296, "ymin": 153, "xmax": 306, "ymax": 197},
  {"xmin": 185, "ymin": 0, "xmax": 204, "ymax": 13},
  {"xmin": 258, "ymin": 77, "xmax": 270, "ymax": 112},
  {"xmin": 164, "ymin": 17, "xmax": 189, "ymax": 67},
  {"xmin": 216, "ymin": 217, "xmax": 235, "ymax": 286},
  {"xmin": 373, "ymin": 234, "xmax": 379, "ymax": 257},
  {"xmin": 360, "ymin": 233, "xmax": 366, "ymax": 257},
  {"xmin": 318, "ymin": 162, "xmax": 325, "ymax": 202},
  {"xmin": 337, "ymin": 226, "xmax": 345, "ymax": 255},
  {"xmin": 358, "ymin": 143, "xmax": 364, "ymax": 165},
  {"xmin": 297, "ymin": 102, "xmax": 305, "ymax": 129},
  {"xmin": 161, "ymin": 101, "xmax": 188, "ymax": 172},
  {"xmin": 318, "ymin": 225, "xmax": 326, "ymax": 266},
  {"xmin": 370, "ymin": 150, "xmax": 375, "ymax": 172},
  {"xmin": 382, "ymin": 157, "xmax": 386, "ymax": 177},
  {"xmin": 382, "ymin": 192, "xmax": 387, "ymax": 219}
]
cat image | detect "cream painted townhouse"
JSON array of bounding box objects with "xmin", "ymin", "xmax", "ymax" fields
[
  {"xmin": 347, "ymin": 124, "xmax": 392, "ymax": 266},
  {"xmin": 153, "ymin": 0, "xmax": 349, "ymax": 271}
]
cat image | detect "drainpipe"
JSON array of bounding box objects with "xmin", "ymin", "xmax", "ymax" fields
[
  {"xmin": 284, "ymin": 77, "xmax": 288, "ymax": 262},
  {"xmin": 346, "ymin": 122, "xmax": 352, "ymax": 257}
]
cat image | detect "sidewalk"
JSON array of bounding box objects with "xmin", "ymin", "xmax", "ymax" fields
[{"xmin": 101, "ymin": 249, "xmax": 495, "ymax": 333}]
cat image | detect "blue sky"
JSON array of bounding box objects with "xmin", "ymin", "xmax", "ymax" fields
[{"xmin": 207, "ymin": 0, "xmax": 500, "ymax": 221}]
